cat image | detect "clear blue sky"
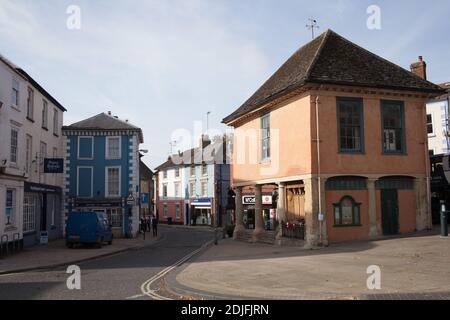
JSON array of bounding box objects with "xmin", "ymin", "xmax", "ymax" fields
[{"xmin": 1, "ymin": 0, "xmax": 449, "ymax": 169}]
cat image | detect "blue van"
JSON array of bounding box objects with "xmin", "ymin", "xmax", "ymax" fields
[{"xmin": 66, "ymin": 212, "xmax": 113, "ymax": 248}]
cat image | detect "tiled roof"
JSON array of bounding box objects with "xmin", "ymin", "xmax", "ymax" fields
[
  {"xmin": 223, "ymin": 29, "xmax": 445, "ymax": 124},
  {"xmin": 63, "ymin": 112, "xmax": 144, "ymax": 142}
]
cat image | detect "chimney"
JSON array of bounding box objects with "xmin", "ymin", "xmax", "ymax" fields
[
  {"xmin": 410, "ymin": 56, "xmax": 427, "ymax": 80},
  {"xmin": 199, "ymin": 134, "xmax": 211, "ymax": 149}
]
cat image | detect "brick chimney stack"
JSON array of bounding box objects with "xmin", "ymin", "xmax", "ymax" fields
[{"xmin": 410, "ymin": 56, "xmax": 427, "ymax": 80}]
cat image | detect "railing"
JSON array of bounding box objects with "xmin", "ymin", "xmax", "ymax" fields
[{"xmin": 282, "ymin": 221, "xmax": 305, "ymax": 240}]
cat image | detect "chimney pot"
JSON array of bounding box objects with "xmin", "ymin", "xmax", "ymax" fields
[{"xmin": 410, "ymin": 56, "xmax": 427, "ymax": 80}]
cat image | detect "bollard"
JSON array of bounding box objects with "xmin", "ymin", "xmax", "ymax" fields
[
  {"xmin": 441, "ymin": 201, "xmax": 448, "ymax": 237},
  {"xmin": 214, "ymin": 228, "xmax": 218, "ymax": 245}
]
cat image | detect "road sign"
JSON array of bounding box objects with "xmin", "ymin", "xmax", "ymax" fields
[{"xmin": 127, "ymin": 194, "xmax": 135, "ymax": 205}]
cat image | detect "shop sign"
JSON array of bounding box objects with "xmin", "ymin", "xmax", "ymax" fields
[
  {"xmin": 191, "ymin": 198, "xmax": 211, "ymax": 206},
  {"xmin": 24, "ymin": 182, "xmax": 62, "ymax": 194},
  {"xmin": 242, "ymin": 195, "xmax": 273, "ymax": 205},
  {"xmin": 44, "ymin": 158, "xmax": 64, "ymax": 173}
]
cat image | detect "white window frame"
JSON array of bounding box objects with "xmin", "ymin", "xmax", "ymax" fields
[
  {"xmin": 25, "ymin": 134, "xmax": 32, "ymax": 174},
  {"xmin": 23, "ymin": 194, "xmax": 37, "ymax": 233},
  {"xmin": 174, "ymin": 182, "xmax": 180, "ymax": 198},
  {"xmin": 105, "ymin": 166, "xmax": 121, "ymax": 198},
  {"xmin": 27, "ymin": 87, "xmax": 34, "ymax": 120},
  {"xmin": 427, "ymin": 114, "xmax": 434, "ymax": 136},
  {"xmin": 77, "ymin": 136, "xmax": 94, "ymax": 160},
  {"xmin": 175, "ymin": 167, "xmax": 180, "ymax": 178},
  {"xmin": 10, "ymin": 127, "xmax": 19, "ymax": 166},
  {"xmin": 12, "ymin": 78, "xmax": 19, "ymax": 107},
  {"xmin": 77, "ymin": 166, "xmax": 94, "ymax": 198},
  {"xmin": 190, "ymin": 182, "xmax": 196, "ymax": 197},
  {"xmin": 105, "ymin": 136, "xmax": 122, "ymax": 160},
  {"xmin": 42, "ymin": 99, "xmax": 48, "ymax": 129},
  {"xmin": 162, "ymin": 183, "xmax": 168, "ymax": 198},
  {"xmin": 201, "ymin": 181, "xmax": 208, "ymax": 197},
  {"xmin": 53, "ymin": 109, "xmax": 59, "ymax": 136}
]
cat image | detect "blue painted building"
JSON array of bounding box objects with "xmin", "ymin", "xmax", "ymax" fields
[
  {"xmin": 183, "ymin": 136, "xmax": 231, "ymax": 226},
  {"xmin": 62, "ymin": 112, "xmax": 144, "ymax": 238}
]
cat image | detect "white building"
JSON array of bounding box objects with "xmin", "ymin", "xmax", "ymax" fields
[
  {"xmin": 0, "ymin": 54, "xmax": 66, "ymax": 252},
  {"xmin": 427, "ymin": 82, "xmax": 450, "ymax": 156}
]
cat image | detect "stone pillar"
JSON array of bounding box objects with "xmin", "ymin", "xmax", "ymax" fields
[
  {"xmin": 252, "ymin": 184, "xmax": 266, "ymax": 242},
  {"xmin": 233, "ymin": 187, "xmax": 245, "ymax": 239},
  {"xmin": 415, "ymin": 178, "xmax": 429, "ymax": 231},
  {"xmin": 275, "ymin": 183, "xmax": 286, "ymax": 240},
  {"xmin": 318, "ymin": 178, "xmax": 328, "ymax": 246},
  {"xmin": 368, "ymin": 178, "xmax": 378, "ymax": 238},
  {"xmin": 304, "ymin": 178, "xmax": 319, "ymax": 248}
]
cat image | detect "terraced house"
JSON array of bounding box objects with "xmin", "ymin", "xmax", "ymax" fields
[
  {"xmin": 223, "ymin": 30, "xmax": 445, "ymax": 247},
  {"xmin": 0, "ymin": 54, "xmax": 66, "ymax": 253},
  {"xmin": 62, "ymin": 112, "xmax": 144, "ymax": 238}
]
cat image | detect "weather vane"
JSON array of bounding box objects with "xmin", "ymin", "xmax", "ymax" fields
[{"xmin": 306, "ymin": 18, "xmax": 320, "ymax": 39}]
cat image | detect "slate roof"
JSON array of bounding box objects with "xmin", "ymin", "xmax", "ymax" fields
[
  {"xmin": 63, "ymin": 112, "xmax": 144, "ymax": 142},
  {"xmin": 0, "ymin": 53, "xmax": 67, "ymax": 112},
  {"xmin": 154, "ymin": 139, "xmax": 229, "ymax": 171},
  {"xmin": 223, "ymin": 29, "xmax": 445, "ymax": 124}
]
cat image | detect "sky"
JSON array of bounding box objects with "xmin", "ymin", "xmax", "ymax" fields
[{"xmin": 1, "ymin": 0, "xmax": 449, "ymax": 169}]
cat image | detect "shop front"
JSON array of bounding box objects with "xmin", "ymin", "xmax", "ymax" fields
[
  {"xmin": 190, "ymin": 198, "xmax": 212, "ymax": 226},
  {"xmin": 242, "ymin": 193, "xmax": 275, "ymax": 230},
  {"xmin": 71, "ymin": 198, "xmax": 127, "ymax": 238},
  {"xmin": 23, "ymin": 182, "xmax": 62, "ymax": 248}
]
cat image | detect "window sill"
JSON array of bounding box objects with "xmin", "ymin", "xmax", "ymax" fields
[
  {"xmin": 10, "ymin": 105, "xmax": 20, "ymax": 112},
  {"xmin": 333, "ymin": 224, "xmax": 363, "ymax": 228},
  {"xmin": 26, "ymin": 117, "xmax": 35, "ymax": 123},
  {"xmin": 53, "ymin": 133, "xmax": 59, "ymax": 138},
  {"xmin": 382, "ymin": 152, "xmax": 407, "ymax": 156},
  {"xmin": 42, "ymin": 127, "xmax": 48, "ymax": 131},
  {"xmin": 338, "ymin": 151, "xmax": 365, "ymax": 155},
  {"xmin": 260, "ymin": 158, "xmax": 271, "ymax": 164}
]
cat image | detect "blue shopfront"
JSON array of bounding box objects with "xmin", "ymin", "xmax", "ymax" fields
[{"xmin": 190, "ymin": 198, "xmax": 212, "ymax": 226}]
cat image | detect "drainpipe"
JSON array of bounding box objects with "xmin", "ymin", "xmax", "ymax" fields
[{"xmin": 315, "ymin": 94, "xmax": 323, "ymax": 245}]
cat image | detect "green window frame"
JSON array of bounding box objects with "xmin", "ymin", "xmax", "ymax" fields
[
  {"xmin": 326, "ymin": 176, "xmax": 368, "ymax": 191},
  {"xmin": 261, "ymin": 113, "xmax": 270, "ymax": 161},
  {"xmin": 381, "ymin": 100, "xmax": 406, "ymax": 154},
  {"xmin": 333, "ymin": 196, "xmax": 362, "ymax": 227},
  {"xmin": 337, "ymin": 97, "xmax": 365, "ymax": 153}
]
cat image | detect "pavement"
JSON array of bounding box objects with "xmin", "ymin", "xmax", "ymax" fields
[
  {"xmin": 169, "ymin": 231, "xmax": 450, "ymax": 300},
  {"xmin": 0, "ymin": 226, "xmax": 214, "ymax": 300},
  {"xmin": 0, "ymin": 230, "xmax": 164, "ymax": 275}
]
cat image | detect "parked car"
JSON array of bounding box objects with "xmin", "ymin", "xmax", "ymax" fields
[{"xmin": 66, "ymin": 211, "xmax": 113, "ymax": 248}]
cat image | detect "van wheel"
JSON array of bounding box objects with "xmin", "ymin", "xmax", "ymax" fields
[
  {"xmin": 66, "ymin": 242, "xmax": 74, "ymax": 249},
  {"xmin": 108, "ymin": 234, "xmax": 113, "ymax": 245},
  {"xmin": 96, "ymin": 238, "xmax": 103, "ymax": 248}
]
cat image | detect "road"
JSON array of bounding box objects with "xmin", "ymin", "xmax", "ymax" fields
[{"xmin": 0, "ymin": 226, "xmax": 213, "ymax": 300}]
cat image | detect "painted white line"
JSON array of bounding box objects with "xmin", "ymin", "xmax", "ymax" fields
[{"xmin": 138, "ymin": 241, "xmax": 212, "ymax": 300}]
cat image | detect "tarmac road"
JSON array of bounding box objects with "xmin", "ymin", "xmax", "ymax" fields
[{"xmin": 0, "ymin": 226, "xmax": 213, "ymax": 300}]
